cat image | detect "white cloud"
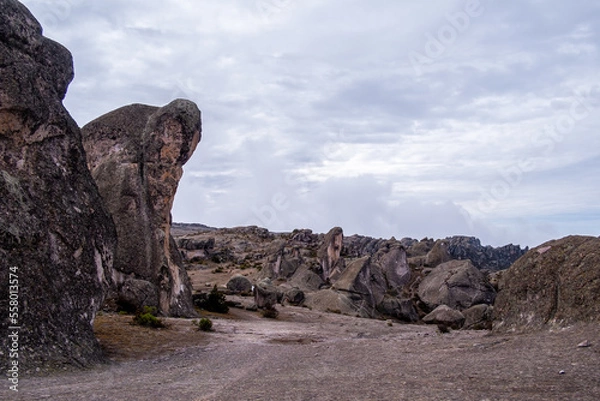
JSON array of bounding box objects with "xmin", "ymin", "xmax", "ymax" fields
[{"xmin": 19, "ymin": 0, "xmax": 600, "ymax": 247}]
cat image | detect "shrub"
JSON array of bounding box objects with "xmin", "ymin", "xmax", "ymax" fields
[
  {"xmin": 197, "ymin": 318, "xmax": 213, "ymax": 332},
  {"xmin": 193, "ymin": 285, "xmax": 229, "ymax": 314},
  {"xmin": 133, "ymin": 306, "xmax": 166, "ymax": 328}
]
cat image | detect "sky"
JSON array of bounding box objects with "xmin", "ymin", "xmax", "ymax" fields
[{"xmin": 20, "ymin": 0, "xmax": 600, "ymax": 247}]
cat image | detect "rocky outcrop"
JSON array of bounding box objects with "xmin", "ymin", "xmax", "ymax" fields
[
  {"xmin": 82, "ymin": 100, "xmax": 201, "ymax": 317},
  {"xmin": 318, "ymin": 227, "xmax": 344, "ymax": 282},
  {"xmin": 493, "ymin": 236, "xmax": 600, "ymax": 332},
  {"xmin": 254, "ymin": 278, "xmax": 278, "ymax": 309},
  {"xmin": 417, "ymin": 259, "xmax": 496, "ymax": 311},
  {"xmin": 462, "ymin": 304, "xmax": 494, "ymax": 330},
  {"xmin": 0, "ymin": 0, "xmax": 116, "ymax": 369},
  {"xmin": 444, "ymin": 236, "xmax": 527, "ymax": 271}
]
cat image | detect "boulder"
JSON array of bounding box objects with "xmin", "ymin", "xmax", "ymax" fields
[
  {"xmin": 116, "ymin": 278, "xmax": 159, "ymax": 313},
  {"xmin": 423, "ymin": 305, "xmax": 465, "ymax": 330},
  {"xmin": 377, "ymin": 296, "xmax": 419, "ymax": 322},
  {"xmin": 318, "ymin": 226, "xmax": 345, "ymax": 282},
  {"xmin": 373, "ymin": 243, "xmax": 411, "ymax": 293},
  {"xmin": 493, "ymin": 236, "xmax": 600, "ymax": 332},
  {"xmin": 284, "ymin": 287, "xmax": 305, "ymax": 306},
  {"xmin": 332, "ymin": 256, "xmax": 387, "ymax": 310},
  {"xmin": 226, "ymin": 274, "xmax": 253, "ymax": 294},
  {"xmin": 254, "ymin": 278, "xmax": 278, "ymax": 309},
  {"xmin": 289, "ymin": 265, "xmax": 324, "ymax": 292},
  {"xmin": 82, "ymin": 99, "xmax": 201, "ymax": 317},
  {"xmin": 445, "ymin": 236, "xmax": 527, "ymax": 271},
  {"xmin": 462, "ymin": 304, "xmax": 493, "ymax": 330},
  {"xmin": 424, "ymin": 239, "xmax": 452, "ymax": 267},
  {"xmin": 0, "ymin": 0, "xmax": 116, "ymax": 369},
  {"xmin": 417, "ymin": 259, "xmax": 496, "ymax": 311},
  {"xmin": 304, "ymin": 289, "xmax": 366, "ymax": 317}
]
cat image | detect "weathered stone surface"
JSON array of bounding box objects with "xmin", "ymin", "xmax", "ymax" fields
[
  {"xmin": 226, "ymin": 274, "xmax": 253, "ymax": 294},
  {"xmin": 423, "ymin": 305, "xmax": 465, "ymax": 330},
  {"xmin": 82, "ymin": 99, "xmax": 201, "ymax": 317},
  {"xmin": 418, "ymin": 259, "xmax": 496, "ymax": 311},
  {"xmin": 318, "ymin": 226, "xmax": 344, "ymax": 282},
  {"xmin": 0, "ymin": 0, "xmax": 116, "ymax": 369},
  {"xmin": 117, "ymin": 278, "xmax": 159, "ymax": 313},
  {"xmin": 445, "ymin": 236, "xmax": 527, "ymax": 271},
  {"xmin": 332, "ymin": 256, "xmax": 387, "ymax": 310},
  {"xmin": 377, "ymin": 296, "xmax": 419, "ymax": 322},
  {"xmin": 283, "ymin": 287, "xmax": 305, "ymax": 306},
  {"xmin": 304, "ymin": 289, "xmax": 366, "ymax": 317},
  {"xmin": 424, "ymin": 239, "xmax": 452, "ymax": 267},
  {"xmin": 493, "ymin": 236, "xmax": 600, "ymax": 332},
  {"xmin": 254, "ymin": 278, "xmax": 278, "ymax": 309},
  {"xmin": 373, "ymin": 243, "xmax": 411, "ymax": 293},
  {"xmin": 462, "ymin": 304, "xmax": 493, "ymax": 330}
]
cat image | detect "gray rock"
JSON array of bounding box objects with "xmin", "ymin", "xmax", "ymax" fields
[
  {"xmin": 318, "ymin": 227, "xmax": 345, "ymax": 282},
  {"xmin": 462, "ymin": 304, "xmax": 493, "ymax": 330},
  {"xmin": 254, "ymin": 278, "xmax": 278, "ymax": 309},
  {"xmin": 374, "ymin": 243, "xmax": 411, "ymax": 294},
  {"xmin": 332, "ymin": 256, "xmax": 386, "ymax": 311},
  {"xmin": 377, "ymin": 296, "xmax": 419, "ymax": 322},
  {"xmin": 418, "ymin": 259, "xmax": 496, "ymax": 311},
  {"xmin": 117, "ymin": 278, "xmax": 159, "ymax": 312},
  {"xmin": 226, "ymin": 274, "xmax": 253, "ymax": 294},
  {"xmin": 82, "ymin": 99, "xmax": 201, "ymax": 317},
  {"xmin": 494, "ymin": 236, "xmax": 600, "ymax": 332},
  {"xmin": 284, "ymin": 287, "xmax": 305, "ymax": 306},
  {"xmin": 423, "ymin": 305, "xmax": 465, "ymax": 330},
  {"xmin": 0, "ymin": 0, "xmax": 117, "ymax": 370}
]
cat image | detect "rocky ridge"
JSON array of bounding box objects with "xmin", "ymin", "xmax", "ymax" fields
[{"xmin": 173, "ymin": 223, "xmax": 527, "ymax": 328}]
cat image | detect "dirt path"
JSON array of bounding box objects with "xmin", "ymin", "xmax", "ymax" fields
[{"xmin": 5, "ymin": 306, "xmax": 600, "ymax": 401}]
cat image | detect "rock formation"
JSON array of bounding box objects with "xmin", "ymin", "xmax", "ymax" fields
[
  {"xmin": 81, "ymin": 100, "xmax": 201, "ymax": 317},
  {"xmin": 0, "ymin": 0, "xmax": 116, "ymax": 369},
  {"xmin": 417, "ymin": 259, "xmax": 496, "ymax": 311},
  {"xmin": 318, "ymin": 226, "xmax": 344, "ymax": 282},
  {"xmin": 493, "ymin": 235, "xmax": 600, "ymax": 332}
]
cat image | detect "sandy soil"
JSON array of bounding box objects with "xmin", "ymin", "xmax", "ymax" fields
[{"xmin": 5, "ymin": 302, "xmax": 599, "ymax": 401}]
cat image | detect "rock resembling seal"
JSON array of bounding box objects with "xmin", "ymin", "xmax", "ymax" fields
[{"xmin": 82, "ymin": 100, "xmax": 201, "ymax": 317}]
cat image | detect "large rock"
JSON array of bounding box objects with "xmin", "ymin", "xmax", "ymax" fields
[
  {"xmin": 423, "ymin": 305, "xmax": 465, "ymax": 330},
  {"xmin": 418, "ymin": 259, "xmax": 496, "ymax": 311},
  {"xmin": 373, "ymin": 243, "xmax": 411, "ymax": 293},
  {"xmin": 82, "ymin": 99, "xmax": 201, "ymax": 317},
  {"xmin": 445, "ymin": 236, "xmax": 527, "ymax": 271},
  {"xmin": 0, "ymin": 0, "xmax": 116, "ymax": 369},
  {"xmin": 227, "ymin": 274, "xmax": 253, "ymax": 294},
  {"xmin": 332, "ymin": 256, "xmax": 387, "ymax": 310},
  {"xmin": 253, "ymin": 278, "xmax": 278, "ymax": 309},
  {"xmin": 318, "ymin": 226, "xmax": 345, "ymax": 282},
  {"xmin": 493, "ymin": 236, "xmax": 600, "ymax": 332}
]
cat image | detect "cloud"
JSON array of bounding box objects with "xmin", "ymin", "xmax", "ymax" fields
[{"xmin": 19, "ymin": 0, "xmax": 600, "ymax": 247}]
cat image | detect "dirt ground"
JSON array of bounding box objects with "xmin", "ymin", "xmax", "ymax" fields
[{"xmin": 5, "ymin": 301, "xmax": 600, "ymax": 401}]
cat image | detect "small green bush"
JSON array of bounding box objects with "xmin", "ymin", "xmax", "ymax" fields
[
  {"xmin": 194, "ymin": 285, "xmax": 229, "ymax": 313},
  {"xmin": 133, "ymin": 306, "xmax": 166, "ymax": 328},
  {"xmin": 197, "ymin": 318, "xmax": 213, "ymax": 332}
]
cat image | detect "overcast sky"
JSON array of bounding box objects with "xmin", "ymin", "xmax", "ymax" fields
[{"xmin": 21, "ymin": 0, "xmax": 600, "ymax": 247}]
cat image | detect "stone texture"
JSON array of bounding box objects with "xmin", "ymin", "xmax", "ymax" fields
[
  {"xmin": 226, "ymin": 274, "xmax": 253, "ymax": 294},
  {"xmin": 493, "ymin": 236, "xmax": 600, "ymax": 332},
  {"xmin": 418, "ymin": 259, "xmax": 496, "ymax": 311},
  {"xmin": 318, "ymin": 226, "xmax": 344, "ymax": 282},
  {"xmin": 82, "ymin": 99, "xmax": 201, "ymax": 317},
  {"xmin": 254, "ymin": 278, "xmax": 278, "ymax": 309},
  {"xmin": 462, "ymin": 304, "xmax": 493, "ymax": 330},
  {"xmin": 0, "ymin": 0, "xmax": 116, "ymax": 369},
  {"xmin": 423, "ymin": 305, "xmax": 465, "ymax": 330},
  {"xmin": 377, "ymin": 296, "xmax": 419, "ymax": 322},
  {"xmin": 332, "ymin": 256, "xmax": 387, "ymax": 311}
]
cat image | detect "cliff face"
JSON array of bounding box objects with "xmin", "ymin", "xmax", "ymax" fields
[
  {"xmin": 82, "ymin": 100, "xmax": 201, "ymax": 317},
  {"xmin": 0, "ymin": 0, "xmax": 117, "ymax": 369}
]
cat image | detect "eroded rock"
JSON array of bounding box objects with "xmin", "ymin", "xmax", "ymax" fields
[
  {"xmin": 0, "ymin": 0, "xmax": 116, "ymax": 369},
  {"xmin": 417, "ymin": 259, "xmax": 496, "ymax": 311},
  {"xmin": 493, "ymin": 236, "xmax": 600, "ymax": 332},
  {"xmin": 82, "ymin": 99, "xmax": 201, "ymax": 317}
]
